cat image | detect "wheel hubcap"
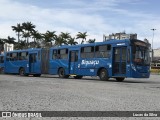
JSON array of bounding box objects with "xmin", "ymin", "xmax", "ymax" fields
[{"xmin": 101, "ymin": 72, "xmax": 105, "ymax": 78}]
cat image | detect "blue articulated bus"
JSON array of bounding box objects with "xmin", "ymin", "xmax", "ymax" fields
[
  {"xmin": 48, "ymin": 39, "xmax": 150, "ymax": 81},
  {"xmin": 3, "ymin": 39, "xmax": 150, "ymax": 82},
  {"xmin": 0, "ymin": 54, "xmax": 4, "ymax": 74}
]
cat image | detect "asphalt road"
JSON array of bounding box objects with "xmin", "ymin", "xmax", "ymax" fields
[{"xmin": 0, "ymin": 74, "xmax": 160, "ymax": 119}]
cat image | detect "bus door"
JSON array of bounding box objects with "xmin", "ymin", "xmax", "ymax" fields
[
  {"xmin": 69, "ymin": 50, "xmax": 78, "ymax": 74},
  {"xmin": 113, "ymin": 47, "xmax": 127, "ymax": 76},
  {"xmin": 29, "ymin": 52, "xmax": 38, "ymax": 73}
]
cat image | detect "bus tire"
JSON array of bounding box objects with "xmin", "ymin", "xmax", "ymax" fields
[
  {"xmin": 0, "ymin": 67, "xmax": 4, "ymax": 74},
  {"xmin": 33, "ymin": 74, "xmax": 41, "ymax": 77},
  {"xmin": 99, "ymin": 68, "xmax": 109, "ymax": 81},
  {"xmin": 19, "ymin": 68, "xmax": 25, "ymax": 76},
  {"xmin": 74, "ymin": 75, "xmax": 83, "ymax": 79},
  {"xmin": 116, "ymin": 77, "xmax": 125, "ymax": 82},
  {"xmin": 58, "ymin": 68, "xmax": 67, "ymax": 78}
]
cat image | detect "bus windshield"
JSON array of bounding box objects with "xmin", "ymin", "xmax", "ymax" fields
[{"xmin": 132, "ymin": 45, "xmax": 150, "ymax": 65}]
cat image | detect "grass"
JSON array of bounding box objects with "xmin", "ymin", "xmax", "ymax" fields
[{"xmin": 150, "ymin": 69, "xmax": 160, "ymax": 74}]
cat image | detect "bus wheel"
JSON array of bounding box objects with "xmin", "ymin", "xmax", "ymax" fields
[
  {"xmin": 116, "ymin": 77, "xmax": 125, "ymax": 82},
  {"xmin": 74, "ymin": 75, "xmax": 83, "ymax": 79},
  {"xmin": 19, "ymin": 68, "xmax": 25, "ymax": 76},
  {"xmin": 0, "ymin": 67, "xmax": 4, "ymax": 74},
  {"xmin": 99, "ymin": 69, "xmax": 109, "ymax": 81},
  {"xmin": 33, "ymin": 74, "xmax": 41, "ymax": 77},
  {"xmin": 58, "ymin": 68, "xmax": 66, "ymax": 78}
]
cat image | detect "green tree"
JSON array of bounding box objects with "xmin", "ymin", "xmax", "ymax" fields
[
  {"xmin": 14, "ymin": 40, "xmax": 26, "ymax": 50},
  {"xmin": 31, "ymin": 30, "xmax": 43, "ymax": 48},
  {"xmin": 67, "ymin": 37, "xmax": 78, "ymax": 45},
  {"xmin": 22, "ymin": 32, "xmax": 29, "ymax": 42},
  {"xmin": 54, "ymin": 35, "xmax": 67, "ymax": 46},
  {"xmin": 76, "ymin": 32, "xmax": 87, "ymax": 44},
  {"xmin": 22, "ymin": 22, "xmax": 36, "ymax": 46},
  {"xmin": 88, "ymin": 39, "xmax": 96, "ymax": 43},
  {"xmin": 11, "ymin": 23, "xmax": 23, "ymax": 43},
  {"xmin": 54, "ymin": 32, "xmax": 71, "ymax": 46},
  {"xmin": 6, "ymin": 36, "xmax": 16, "ymax": 44},
  {"xmin": 42, "ymin": 30, "xmax": 56, "ymax": 47},
  {"xmin": 60, "ymin": 32, "xmax": 71, "ymax": 41},
  {"xmin": 0, "ymin": 38, "xmax": 5, "ymax": 54},
  {"xmin": 0, "ymin": 38, "xmax": 5, "ymax": 45}
]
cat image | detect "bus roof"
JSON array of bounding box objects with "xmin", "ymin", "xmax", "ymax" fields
[
  {"xmin": 51, "ymin": 39, "xmax": 132, "ymax": 49},
  {"xmin": 5, "ymin": 48, "xmax": 42, "ymax": 53}
]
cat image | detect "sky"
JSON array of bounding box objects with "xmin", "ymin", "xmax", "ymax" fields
[{"xmin": 0, "ymin": 0, "xmax": 160, "ymax": 48}]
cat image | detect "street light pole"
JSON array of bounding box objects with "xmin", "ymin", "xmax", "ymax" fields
[
  {"xmin": 151, "ymin": 28, "xmax": 156, "ymax": 49},
  {"xmin": 150, "ymin": 28, "xmax": 156, "ymax": 62}
]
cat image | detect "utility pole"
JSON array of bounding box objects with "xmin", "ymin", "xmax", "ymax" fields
[{"xmin": 150, "ymin": 28, "xmax": 156, "ymax": 62}]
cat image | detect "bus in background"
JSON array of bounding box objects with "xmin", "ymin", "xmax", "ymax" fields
[
  {"xmin": 4, "ymin": 48, "xmax": 43, "ymax": 76},
  {"xmin": 0, "ymin": 54, "xmax": 4, "ymax": 74},
  {"xmin": 48, "ymin": 39, "xmax": 150, "ymax": 81}
]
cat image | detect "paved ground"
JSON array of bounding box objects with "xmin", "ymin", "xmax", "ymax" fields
[{"xmin": 0, "ymin": 74, "xmax": 160, "ymax": 119}]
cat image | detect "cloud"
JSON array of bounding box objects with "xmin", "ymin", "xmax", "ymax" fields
[
  {"xmin": 0, "ymin": 0, "xmax": 113, "ymax": 40},
  {"xmin": 0, "ymin": 0, "xmax": 159, "ymax": 48}
]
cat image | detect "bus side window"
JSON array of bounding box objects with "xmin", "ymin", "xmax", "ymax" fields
[
  {"xmin": 52, "ymin": 50, "xmax": 57, "ymax": 59},
  {"xmin": 19, "ymin": 52, "xmax": 28, "ymax": 60},
  {"xmin": 19, "ymin": 52, "xmax": 22, "ymax": 60},
  {"xmin": 6, "ymin": 53, "xmax": 10, "ymax": 61},
  {"xmin": 81, "ymin": 47, "xmax": 85, "ymax": 58},
  {"xmin": 0, "ymin": 57, "xmax": 4, "ymax": 63},
  {"xmin": 30, "ymin": 54, "xmax": 36, "ymax": 63},
  {"xmin": 59, "ymin": 49, "xmax": 68, "ymax": 59},
  {"xmin": 81, "ymin": 46, "xmax": 94, "ymax": 58},
  {"xmin": 95, "ymin": 45, "xmax": 111, "ymax": 58},
  {"xmin": 2, "ymin": 57, "xmax": 4, "ymax": 63},
  {"xmin": 10, "ymin": 53, "xmax": 14, "ymax": 61},
  {"xmin": 12, "ymin": 52, "xmax": 18, "ymax": 61},
  {"xmin": 26, "ymin": 52, "xmax": 28, "ymax": 60}
]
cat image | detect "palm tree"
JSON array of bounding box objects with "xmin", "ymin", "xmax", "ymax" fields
[
  {"xmin": 88, "ymin": 39, "xmax": 96, "ymax": 43},
  {"xmin": 6, "ymin": 36, "xmax": 16, "ymax": 44},
  {"xmin": 14, "ymin": 40, "xmax": 26, "ymax": 50},
  {"xmin": 31, "ymin": 30, "xmax": 43, "ymax": 48},
  {"xmin": 42, "ymin": 30, "xmax": 56, "ymax": 47},
  {"xmin": 11, "ymin": 23, "xmax": 23, "ymax": 43},
  {"xmin": 22, "ymin": 22, "xmax": 36, "ymax": 46},
  {"xmin": 76, "ymin": 32, "xmax": 88, "ymax": 44},
  {"xmin": 54, "ymin": 32, "xmax": 71, "ymax": 46},
  {"xmin": 67, "ymin": 37, "xmax": 78, "ymax": 45},
  {"xmin": 0, "ymin": 38, "xmax": 4, "ymax": 45},
  {"xmin": 22, "ymin": 32, "xmax": 29, "ymax": 42},
  {"xmin": 0, "ymin": 38, "xmax": 5, "ymax": 54},
  {"xmin": 60, "ymin": 32, "xmax": 71, "ymax": 41},
  {"xmin": 54, "ymin": 35, "xmax": 68, "ymax": 46}
]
